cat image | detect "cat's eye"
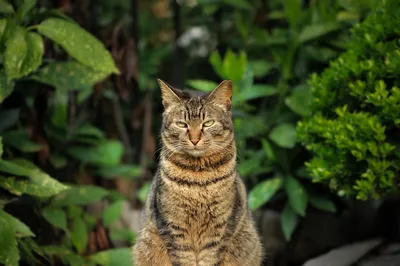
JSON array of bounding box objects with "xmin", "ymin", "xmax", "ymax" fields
[
  {"xmin": 203, "ymin": 120, "xmax": 215, "ymax": 127},
  {"xmin": 176, "ymin": 121, "xmax": 187, "ymax": 128}
]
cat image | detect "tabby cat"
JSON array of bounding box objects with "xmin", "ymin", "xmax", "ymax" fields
[{"xmin": 132, "ymin": 79, "xmax": 263, "ymax": 266}]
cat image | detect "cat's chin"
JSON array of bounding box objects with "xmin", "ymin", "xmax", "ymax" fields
[{"xmin": 184, "ymin": 148, "xmax": 208, "ymax": 157}]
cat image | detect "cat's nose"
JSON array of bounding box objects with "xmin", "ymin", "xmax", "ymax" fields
[
  {"xmin": 190, "ymin": 139, "xmax": 200, "ymax": 145},
  {"xmin": 188, "ymin": 129, "xmax": 201, "ymax": 145}
]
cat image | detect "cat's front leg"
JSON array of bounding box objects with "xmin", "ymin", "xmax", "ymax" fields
[{"xmin": 164, "ymin": 239, "xmax": 197, "ymax": 266}]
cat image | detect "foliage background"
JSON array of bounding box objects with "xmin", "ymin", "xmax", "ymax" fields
[{"xmin": 0, "ymin": 0, "xmax": 395, "ymax": 265}]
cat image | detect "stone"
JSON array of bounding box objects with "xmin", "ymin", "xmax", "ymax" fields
[
  {"xmin": 302, "ymin": 239, "xmax": 383, "ymax": 266},
  {"xmin": 381, "ymin": 243, "xmax": 400, "ymax": 255},
  {"xmin": 359, "ymin": 254, "xmax": 400, "ymax": 266}
]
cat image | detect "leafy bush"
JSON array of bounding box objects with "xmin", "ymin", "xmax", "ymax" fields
[
  {"xmin": 182, "ymin": 0, "xmax": 375, "ymax": 240},
  {"xmin": 0, "ymin": 0, "xmax": 137, "ymax": 265},
  {"xmin": 297, "ymin": 0, "xmax": 400, "ymax": 201}
]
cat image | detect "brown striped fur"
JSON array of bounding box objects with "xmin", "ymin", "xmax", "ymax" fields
[{"xmin": 132, "ymin": 80, "xmax": 263, "ymax": 266}]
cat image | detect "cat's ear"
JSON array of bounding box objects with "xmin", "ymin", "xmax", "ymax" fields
[
  {"xmin": 157, "ymin": 79, "xmax": 182, "ymax": 108},
  {"xmin": 207, "ymin": 80, "xmax": 232, "ymax": 111}
]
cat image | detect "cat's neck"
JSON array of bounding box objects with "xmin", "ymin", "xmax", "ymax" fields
[{"xmin": 160, "ymin": 142, "xmax": 236, "ymax": 171}]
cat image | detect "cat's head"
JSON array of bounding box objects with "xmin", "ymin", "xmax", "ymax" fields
[{"xmin": 158, "ymin": 79, "xmax": 234, "ymax": 157}]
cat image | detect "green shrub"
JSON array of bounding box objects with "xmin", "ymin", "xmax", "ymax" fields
[{"xmin": 297, "ymin": 0, "xmax": 400, "ymax": 200}]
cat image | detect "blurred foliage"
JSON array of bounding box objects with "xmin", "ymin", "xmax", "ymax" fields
[
  {"xmin": 0, "ymin": 0, "xmax": 137, "ymax": 265},
  {"xmin": 0, "ymin": 0, "xmax": 389, "ymax": 265},
  {"xmin": 182, "ymin": 0, "xmax": 376, "ymax": 240},
  {"xmin": 297, "ymin": 0, "xmax": 400, "ymax": 201}
]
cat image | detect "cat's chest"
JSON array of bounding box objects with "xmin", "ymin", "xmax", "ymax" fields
[{"xmin": 162, "ymin": 180, "xmax": 234, "ymax": 223}]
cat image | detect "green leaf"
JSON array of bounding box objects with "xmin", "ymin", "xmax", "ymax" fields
[
  {"xmin": 281, "ymin": 203, "xmax": 298, "ymax": 241},
  {"xmin": 285, "ymin": 176, "xmax": 308, "ymax": 216},
  {"xmin": 269, "ymin": 123, "xmax": 297, "ymax": 148},
  {"xmin": 109, "ymin": 228, "xmax": 136, "ymax": 243},
  {"xmin": 235, "ymin": 84, "xmax": 279, "ymax": 102},
  {"xmin": 222, "ymin": 50, "xmax": 247, "ymax": 82},
  {"xmin": 248, "ymin": 60, "xmax": 274, "ymax": 78},
  {"xmin": 38, "ymin": 18, "xmax": 119, "ymax": 74},
  {"xmin": 209, "ymin": 51, "xmax": 224, "ymax": 78},
  {"xmin": 42, "ymin": 207, "xmax": 67, "ymax": 231},
  {"xmin": 51, "ymin": 89, "xmax": 68, "ymax": 127},
  {"xmin": 71, "ymin": 216, "xmax": 88, "ymax": 254},
  {"xmin": 248, "ymin": 176, "xmax": 282, "ymax": 210},
  {"xmin": 2, "ymin": 129, "xmax": 44, "ymax": 152},
  {"xmin": 4, "ymin": 27, "xmax": 43, "ymax": 79},
  {"xmin": 283, "ymin": 0, "xmax": 302, "ymax": 27},
  {"xmin": 68, "ymin": 140, "xmax": 123, "ymax": 166},
  {"xmin": 95, "ymin": 164, "xmax": 142, "ymax": 179},
  {"xmin": 17, "ymin": 0, "xmax": 37, "ymax": 21},
  {"xmin": 2, "ymin": 210, "xmax": 35, "ymax": 237},
  {"xmin": 137, "ymin": 182, "xmax": 151, "ymax": 204},
  {"xmin": 102, "ymin": 200, "xmax": 124, "ymax": 227},
  {"xmin": 261, "ymin": 138, "xmax": 275, "ymax": 161},
  {"xmin": 0, "ymin": 137, "xmax": 2, "ymax": 158},
  {"xmin": 31, "ymin": 61, "xmax": 109, "ymax": 92},
  {"xmin": 0, "ymin": 159, "xmax": 68, "ymax": 197},
  {"xmin": 4, "ymin": 27, "xmax": 27, "ymax": 79},
  {"xmin": 52, "ymin": 185, "xmax": 109, "ymax": 206},
  {"xmin": 309, "ymin": 195, "xmax": 336, "ymax": 213},
  {"xmin": 89, "ymin": 248, "xmax": 133, "ymax": 266},
  {"xmin": 0, "ymin": 18, "xmax": 8, "ymax": 43},
  {"xmin": 21, "ymin": 32, "xmax": 44, "ymax": 75},
  {"xmin": 285, "ymin": 85, "xmax": 313, "ymax": 116},
  {"xmin": 298, "ymin": 23, "xmax": 342, "ymax": 43},
  {"xmin": 42, "ymin": 245, "xmax": 85, "ymax": 265},
  {"xmin": 0, "ymin": 210, "xmax": 19, "ymax": 266},
  {"xmin": 0, "ymin": 0, "xmax": 14, "ymax": 14},
  {"xmin": 0, "ymin": 71, "xmax": 14, "ymax": 103},
  {"xmin": 49, "ymin": 154, "xmax": 67, "ymax": 169},
  {"xmin": 187, "ymin": 80, "xmax": 218, "ymax": 92},
  {"xmin": 74, "ymin": 124, "xmax": 105, "ymax": 139}
]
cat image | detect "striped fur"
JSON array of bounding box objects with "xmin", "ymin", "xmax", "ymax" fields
[{"xmin": 133, "ymin": 80, "xmax": 263, "ymax": 266}]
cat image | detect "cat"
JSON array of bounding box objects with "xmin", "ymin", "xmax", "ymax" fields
[{"xmin": 132, "ymin": 79, "xmax": 263, "ymax": 266}]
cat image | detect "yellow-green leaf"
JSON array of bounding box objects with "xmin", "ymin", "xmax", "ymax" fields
[
  {"xmin": 2, "ymin": 129, "xmax": 44, "ymax": 152},
  {"xmin": 187, "ymin": 80, "xmax": 218, "ymax": 92},
  {"xmin": 38, "ymin": 18, "xmax": 119, "ymax": 74},
  {"xmin": 1, "ymin": 210, "xmax": 35, "ymax": 238},
  {"xmin": 0, "ymin": 159, "xmax": 69, "ymax": 198},
  {"xmin": 102, "ymin": 200, "xmax": 123, "ymax": 227},
  {"xmin": 21, "ymin": 32, "xmax": 43, "ymax": 75},
  {"xmin": 0, "ymin": 18, "xmax": 7, "ymax": 44},
  {"xmin": 89, "ymin": 248, "xmax": 132, "ymax": 266},
  {"xmin": 0, "ymin": 0, "xmax": 14, "ymax": 14},
  {"xmin": 42, "ymin": 208, "xmax": 67, "ymax": 231},
  {"xmin": 269, "ymin": 123, "xmax": 297, "ymax": 148},
  {"xmin": 4, "ymin": 27, "xmax": 43, "ymax": 79},
  {"xmin": 68, "ymin": 140, "xmax": 123, "ymax": 166},
  {"xmin": 248, "ymin": 176, "xmax": 282, "ymax": 210},
  {"xmin": 70, "ymin": 216, "xmax": 88, "ymax": 254},
  {"xmin": 0, "ymin": 210, "xmax": 19, "ymax": 266},
  {"xmin": 298, "ymin": 23, "xmax": 342, "ymax": 43},
  {"xmin": 4, "ymin": 27, "xmax": 26, "ymax": 79},
  {"xmin": 0, "ymin": 71, "xmax": 14, "ymax": 103},
  {"xmin": 31, "ymin": 61, "xmax": 109, "ymax": 91},
  {"xmin": 52, "ymin": 185, "xmax": 109, "ymax": 206}
]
